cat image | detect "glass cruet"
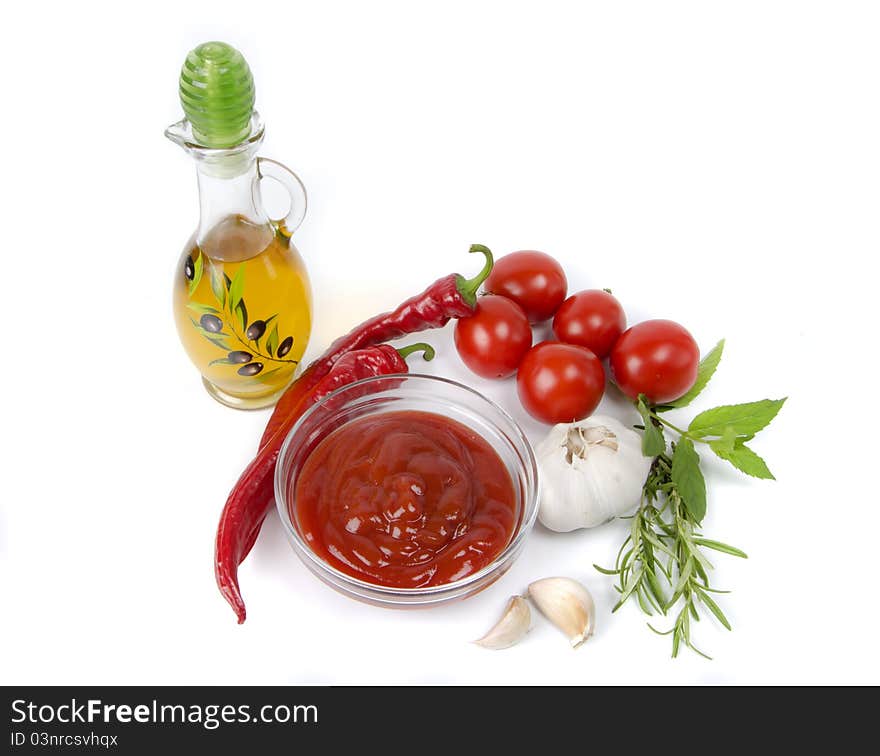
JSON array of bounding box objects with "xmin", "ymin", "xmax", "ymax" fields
[{"xmin": 166, "ymin": 42, "xmax": 312, "ymax": 409}]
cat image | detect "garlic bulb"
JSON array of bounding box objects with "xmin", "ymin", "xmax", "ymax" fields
[{"xmin": 535, "ymin": 415, "xmax": 652, "ymax": 532}]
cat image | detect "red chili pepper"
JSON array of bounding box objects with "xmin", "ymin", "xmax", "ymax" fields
[
  {"xmin": 259, "ymin": 244, "xmax": 493, "ymax": 448},
  {"xmin": 215, "ymin": 342, "xmax": 435, "ymax": 623}
]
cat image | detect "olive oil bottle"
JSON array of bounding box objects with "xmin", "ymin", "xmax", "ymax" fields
[{"xmin": 166, "ymin": 42, "xmax": 312, "ymax": 409}]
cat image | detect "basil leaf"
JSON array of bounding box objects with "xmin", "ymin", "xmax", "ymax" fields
[
  {"xmin": 709, "ymin": 440, "xmax": 775, "ymax": 480},
  {"xmin": 671, "ymin": 438, "xmax": 707, "ymax": 523},
  {"xmin": 689, "ymin": 398, "xmax": 787, "ymax": 439},
  {"xmin": 637, "ymin": 395, "xmax": 666, "ymax": 457},
  {"xmin": 712, "ymin": 426, "xmax": 738, "ymax": 454},
  {"xmin": 660, "ymin": 339, "xmax": 724, "ymax": 411}
]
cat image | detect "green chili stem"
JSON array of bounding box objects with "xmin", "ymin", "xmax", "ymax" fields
[
  {"xmin": 457, "ymin": 244, "xmax": 494, "ymax": 303},
  {"xmin": 397, "ymin": 342, "xmax": 435, "ymax": 361}
]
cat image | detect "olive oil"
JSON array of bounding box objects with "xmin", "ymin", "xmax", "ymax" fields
[
  {"xmin": 173, "ymin": 215, "xmax": 312, "ymax": 409},
  {"xmin": 166, "ymin": 41, "xmax": 313, "ymax": 409}
]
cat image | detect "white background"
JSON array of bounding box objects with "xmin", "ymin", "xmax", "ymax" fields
[{"xmin": 2, "ymin": 0, "xmax": 878, "ymax": 685}]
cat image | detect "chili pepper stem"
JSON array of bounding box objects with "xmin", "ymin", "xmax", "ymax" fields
[
  {"xmin": 397, "ymin": 342, "xmax": 435, "ymax": 361},
  {"xmin": 457, "ymin": 244, "xmax": 494, "ymax": 305}
]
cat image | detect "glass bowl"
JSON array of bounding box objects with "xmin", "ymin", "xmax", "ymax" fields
[{"xmin": 275, "ymin": 374, "xmax": 539, "ymax": 608}]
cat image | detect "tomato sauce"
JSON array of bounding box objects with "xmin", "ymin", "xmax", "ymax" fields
[{"xmin": 293, "ymin": 410, "xmax": 518, "ymax": 588}]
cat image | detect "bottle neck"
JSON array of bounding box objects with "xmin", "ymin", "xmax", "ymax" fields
[{"xmin": 195, "ymin": 155, "xmax": 274, "ymax": 260}]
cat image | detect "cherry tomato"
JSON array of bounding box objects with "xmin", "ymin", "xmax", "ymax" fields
[
  {"xmin": 484, "ymin": 250, "xmax": 568, "ymax": 323},
  {"xmin": 552, "ymin": 289, "xmax": 626, "ymax": 358},
  {"xmin": 516, "ymin": 342, "xmax": 605, "ymax": 424},
  {"xmin": 454, "ymin": 295, "xmax": 533, "ymax": 379},
  {"xmin": 610, "ymin": 319, "xmax": 699, "ymax": 404}
]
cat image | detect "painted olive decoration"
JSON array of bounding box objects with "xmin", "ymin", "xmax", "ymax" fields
[
  {"xmin": 246, "ymin": 320, "xmax": 266, "ymax": 340},
  {"xmin": 277, "ymin": 336, "xmax": 294, "ymax": 357},
  {"xmin": 184, "ymin": 255, "xmax": 195, "ymax": 280},
  {"xmin": 238, "ymin": 362, "xmax": 264, "ymax": 376},
  {"xmin": 228, "ymin": 350, "xmax": 253, "ymax": 364},
  {"xmin": 200, "ymin": 314, "xmax": 223, "ymax": 333}
]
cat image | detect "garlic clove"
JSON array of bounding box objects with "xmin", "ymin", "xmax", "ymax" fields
[
  {"xmin": 474, "ymin": 595, "xmax": 531, "ymax": 650},
  {"xmin": 527, "ymin": 577, "xmax": 595, "ymax": 648}
]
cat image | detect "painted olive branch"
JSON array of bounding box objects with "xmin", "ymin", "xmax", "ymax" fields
[
  {"xmin": 225, "ymin": 318, "xmax": 298, "ymax": 366},
  {"xmin": 188, "ymin": 255, "xmax": 300, "ymax": 376}
]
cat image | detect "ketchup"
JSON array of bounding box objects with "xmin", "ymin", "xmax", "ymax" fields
[{"xmin": 294, "ymin": 410, "xmax": 518, "ymax": 588}]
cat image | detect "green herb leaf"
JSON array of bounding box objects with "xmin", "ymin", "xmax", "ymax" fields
[
  {"xmin": 696, "ymin": 585, "xmax": 732, "ymax": 595},
  {"xmin": 671, "ymin": 438, "xmax": 707, "ymax": 523},
  {"xmin": 645, "ymin": 569, "xmax": 668, "ymax": 611},
  {"xmin": 229, "ymin": 266, "xmax": 246, "ymax": 313},
  {"xmin": 593, "ymin": 564, "xmax": 619, "ymax": 576},
  {"xmin": 662, "ymin": 339, "xmax": 725, "ymax": 410},
  {"xmin": 669, "ymin": 557, "xmax": 694, "ymax": 601},
  {"xmin": 188, "ymin": 253, "xmax": 204, "ymax": 296},
  {"xmin": 266, "ymin": 323, "xmax": 279, "ymax": 357},
  {"xmin": 209, "ymin": 266, "xmax": 227, "ymax": 309},
  {"xmin": 711, "ymin": 426, "xmax": 738, "ymax": 455},
  {"xmin": 695, "ymin": 587, "xmax": 732, "ymax": 631},
  {"xmin": 637, "ymin": 395, "xmax": 666, "ymax": 457},
  {"xmin": 685, "ymin": 638, "xmax": 713, "ymax": 661},
  {"xmin": 692, "ymin": 557, "xmax": 710, "ymax": 585},
  {"xmin": 613, "ymin": 567, "xmax": 643, "ymax": 611},
  {"xmin": 208, "ymin": 358, "xmax": 232, "ymax": 366},
  {"xmin": 689, "ymin": 398, "xmax": 786, "ymax": 439},
  {"xmin": 601, "ymin": 368, "xmax": 780, "ymax": 658},
  {"xmin": 640, "ymin": 527, "xmax": 676, "ymax": 559},
  {"xmin": 692, "ymin": 538, "xmax": 748, "ymax": 559},
  {"xmin": 710, "ymin": 440, "xmax": 776, "ymax": 480},
  {"xmin": 636, "ymin": 588, "xmax": 653, "ymax": 616}
]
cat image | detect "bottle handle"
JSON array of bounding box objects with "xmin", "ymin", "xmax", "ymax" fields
[{"xmin": 256, "ymin": 157, "xmax": 308, "ymax": 235}]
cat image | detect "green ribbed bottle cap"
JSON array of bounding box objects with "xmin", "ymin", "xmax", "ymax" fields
[{"xmin": 179, "ymin": 41, "xmax": 255, "ymax": 149}]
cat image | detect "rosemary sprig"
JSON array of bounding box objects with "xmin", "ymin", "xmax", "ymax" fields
[
  {"xmin": 596, "ymin": 340, "xmax": 785, "ymax": 659},
  {"xmin": 598, "ymin": 454, "xmax": 745, "ymax": 658}
]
